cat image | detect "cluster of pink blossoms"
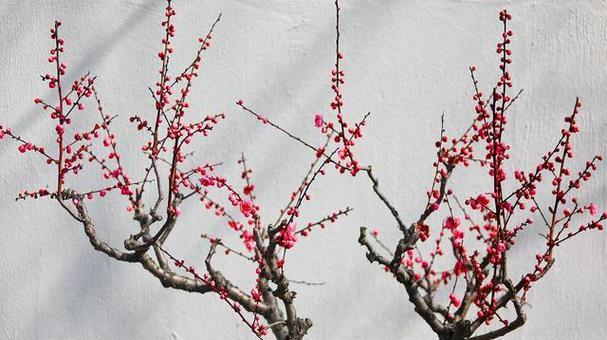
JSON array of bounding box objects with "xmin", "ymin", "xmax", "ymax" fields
[{"xmin": 276, "ymin": 223, "xmax": 298, "ymax": 249}]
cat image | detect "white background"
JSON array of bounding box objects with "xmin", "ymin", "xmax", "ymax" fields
[{"xmin": 1, "ymin": 0, "xmax": 606, "ymax": 339}]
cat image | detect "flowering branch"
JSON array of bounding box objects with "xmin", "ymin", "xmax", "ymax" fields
[
  {"xmin": 355, "ymin": 10, "xmax": 604, "ymax": 340},
  {"xmin": 2, "ymin": 2, "xmax": 353, "ymax": 339}
]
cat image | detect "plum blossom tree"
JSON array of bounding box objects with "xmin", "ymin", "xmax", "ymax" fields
[
  {"xmin": 0, "ymin": 1, "xmax": 352, "ymax": 339},
  {"xmin": 242, "ymin": 2, "xmax": 606, "ymax": 340},
  {"xmin": 358, "ymin": 11, "xmax": 604, "ymax": 339},
  {"xmin": 2, "ymin": 0, "xmax": 604, "ymax": 339}
]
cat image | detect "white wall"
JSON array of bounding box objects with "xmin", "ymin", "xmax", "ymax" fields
[{"xmin": 1, "ymin": 0, "xmax": 606, "ymax": 339}]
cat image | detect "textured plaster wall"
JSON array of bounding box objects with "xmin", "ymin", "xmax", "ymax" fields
[{"xmin": 1, "ymin": 0, "xmax": 606, "ymax": 339}]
